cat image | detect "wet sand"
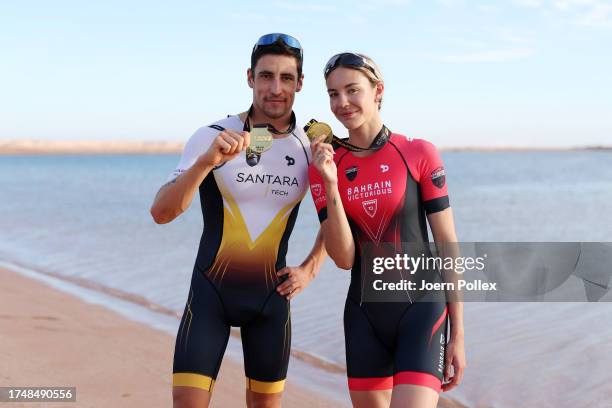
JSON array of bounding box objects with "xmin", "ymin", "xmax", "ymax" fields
[{"xmin": 0, "ymin": 266, "xmax": 344, "ymax": 407}]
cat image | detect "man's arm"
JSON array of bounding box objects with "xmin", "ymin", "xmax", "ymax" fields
[
  {"xmin": 150, "ymin": 128, "xmax": 250, "ymax": 224},
  {"xmin": 150, "ymin": 158, "xmax": 215, "ymax": 224},
  {"xmin": 276, "ymin": 228, "xmax": 327, "ymax": 300},
  {"xmin": 300, "ymin": 227, "xmax": 327, "ymax": 279}
]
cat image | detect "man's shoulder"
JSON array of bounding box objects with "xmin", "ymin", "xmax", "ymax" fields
[
  {"xmin": 195, "ymin": 115, "xmax": 243, "ymax": 135},
  {"xmin": 291, "ymin": 123, "xmax": 310, "ymax": 144},
  {"xmin": 185, "ymin": 115, "xmax": 243, "ymax": 146},
  {"xmin": 180, "ymin": 115, "xmax": 244, "ymax": 159}
]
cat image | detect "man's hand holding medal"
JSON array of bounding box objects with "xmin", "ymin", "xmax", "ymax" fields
[{"xmin": 199, "ymin": 129, "xmax": 251, "ymax": 168}]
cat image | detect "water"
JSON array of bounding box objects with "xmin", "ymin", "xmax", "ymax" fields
[{"xmin": 1, "ymin": 151, "xmax": 612, "ymax": 408}]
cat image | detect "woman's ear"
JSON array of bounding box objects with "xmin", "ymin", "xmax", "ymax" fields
[{"xmin": 375, "ymin": 81, "xmax": 384, "ymax": 103}]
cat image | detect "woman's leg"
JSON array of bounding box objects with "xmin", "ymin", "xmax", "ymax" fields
[
  {"xmin": 344, "ymin": 298, "xmax": 395, "ymax": 408},
  {"xmin": 390, "ymin": 384, "xmax": 439, "ymax": 408},
  {"xmin": 391, "ymin": 300, "xmax": 448, "ymax": 408},
  {"xmin": 349, "ymin": 389, "xmax": 392, "ymax": 408}
]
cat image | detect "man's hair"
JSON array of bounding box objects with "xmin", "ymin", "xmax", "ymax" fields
[{"xmin": 251, "ymin": 39, "xmax": 303, "ymax": 77}]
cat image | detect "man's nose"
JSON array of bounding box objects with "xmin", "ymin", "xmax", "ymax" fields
[{"xmin": 270, "ymin": 78, "xmax": 282, "ymax": 94}]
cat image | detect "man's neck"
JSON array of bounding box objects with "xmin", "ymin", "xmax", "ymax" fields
[{"xmin": 247, "ymin": 106, "xmax": 293, "ymax": 134}]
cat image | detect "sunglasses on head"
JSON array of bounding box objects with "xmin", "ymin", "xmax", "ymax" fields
[
  {"xmin": 324, "ymin": 52, "xmax": 379, "ymax": 79},
  {"xmin": 252, "ymin": 33, "xmax": 303, "ymax": 59}
]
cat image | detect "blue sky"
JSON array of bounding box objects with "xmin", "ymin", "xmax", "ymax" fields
[{"xmin": 1, "ymin": 0, "xmax": 611, "ymax": 147}]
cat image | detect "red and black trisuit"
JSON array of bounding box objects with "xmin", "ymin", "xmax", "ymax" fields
[{"xmin": 309, "ymin": 126, "xmax": 451, "ymax": 392}]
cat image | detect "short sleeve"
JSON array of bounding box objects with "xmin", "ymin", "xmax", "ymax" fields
[
  {"xmin": 308, "ymin": 164, "xmax": 328, "ymax": 222},
  {"xmin": 167, "ymin": 126, "xmax": 218, "ymax": 182},
  {"xmin": 414, "ymin": 140, "xmax": 450, "ymax": 214}
]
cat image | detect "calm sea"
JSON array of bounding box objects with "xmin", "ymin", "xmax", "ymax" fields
[{"xmin": 1, "ymin": 151, "xmax": 611, "ymax": 408}]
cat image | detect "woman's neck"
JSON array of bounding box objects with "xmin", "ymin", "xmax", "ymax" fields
[{"xmin": 348, "ymin": 116, "xmax": 384, "ymax": 154}]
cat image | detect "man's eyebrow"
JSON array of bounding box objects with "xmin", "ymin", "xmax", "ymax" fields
[{"xmin": 257, "ymin": 70, "xmax": 296, "ymax": 78}]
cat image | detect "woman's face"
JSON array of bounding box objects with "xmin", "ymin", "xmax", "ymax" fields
[{"xmin": 326, "ymin": 67, "xmax": 382, "ymax": 130}]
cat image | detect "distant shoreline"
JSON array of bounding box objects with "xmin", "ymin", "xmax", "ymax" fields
[
  {"xmin": 0, "ymin": 140, "xmax": 184, "ymax": 155},
  {"xmin": 440, "ymin": 145, "xmax": 612, "ymax": 152},
  {"xmin": 0, "ymin": 139, "xmax": 610, "ymax": 154}
]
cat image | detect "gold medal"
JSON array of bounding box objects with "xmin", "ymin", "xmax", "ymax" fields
[
  {"xmin": 248, "ymin": 125, "xmax": 273, "ymax": 154},
  {"xmin": 304, "ymin": 119, "xmax": 333, "ymax": 144}
]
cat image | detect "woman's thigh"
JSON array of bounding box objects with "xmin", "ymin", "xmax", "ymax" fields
[{"xmin": 390, "ymin": 384, "xmax": 439, "ymax": 408}]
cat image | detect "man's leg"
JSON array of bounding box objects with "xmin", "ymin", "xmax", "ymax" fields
[
  {"xmin": 241, "ymin": 291, "xmax": 291, "ymax": 408},
  {"xmin": 246, "ymin": 389, "xmax": 283, "ymax": 408},
  {"xmin": 173, "ymin": 385, "xmax": 212, "ymax": 408},
  {"xmin": 173, "ymin": 272, "xmax": 230, "ymax": 408}
]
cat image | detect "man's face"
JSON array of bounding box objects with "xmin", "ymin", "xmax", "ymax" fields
[{"xmin": 248, "ymin": 54, "xmax": 303, "ymax": 120}]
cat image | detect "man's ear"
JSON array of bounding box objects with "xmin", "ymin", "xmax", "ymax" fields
[
  {"xmin": 296, "ymin": 74, "xmax": 304, "ymax": 92},
  {"xmin": 247, "ymin": 68, "xmax": 254, "ymax": 89}
]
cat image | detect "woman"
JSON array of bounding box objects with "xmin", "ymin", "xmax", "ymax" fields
[{"xmin": 309, "ymin": 53, "xmax": 465, "ymax": 408}]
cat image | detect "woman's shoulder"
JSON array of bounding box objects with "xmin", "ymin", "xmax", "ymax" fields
[
  {"xmin": 389, "ymin": 133, "xmax": 440, "ymax": 167},
  {"xmin": 389, "ymin": 132, "xmax": 436, "ymax": 151}
]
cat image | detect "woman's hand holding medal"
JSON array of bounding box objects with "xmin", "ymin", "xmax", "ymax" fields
[
  {"xmin": 311, "ymin": 134, "xmax": 337, "ymax": 185},
  {"xmin": 306, "ymin": 119, "xmax": 337, "ymax": 185}
]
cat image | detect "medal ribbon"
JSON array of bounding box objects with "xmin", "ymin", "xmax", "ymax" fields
[{"xmin": 304, "ymin": 119, "xmax": 391, "ymax": 152}]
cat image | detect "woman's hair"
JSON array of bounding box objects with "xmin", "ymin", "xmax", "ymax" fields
[
  {"xmin": 355, "ymin": 54, "xmax": 383, "ymax": 110},
  {"xmin": 355, "ymin": 54, "xmax": 383, "ymax": 83}
]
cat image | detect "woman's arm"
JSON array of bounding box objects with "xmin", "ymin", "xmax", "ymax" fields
[
  {"xmin": 428, "ymin": 207, "xmax": 466, "ymax": 392},
  {"xmin": 311, "ymin": 138, "xmax": 355, "ymax": 269},
  {"xmin": 320, "ymin": 182, "xmax": 355, "ymax": 269}
]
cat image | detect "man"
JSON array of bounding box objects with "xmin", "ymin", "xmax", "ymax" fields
[{"xmin": 150, "ymin": 33, "xmax": 326, "ymax": 408}]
